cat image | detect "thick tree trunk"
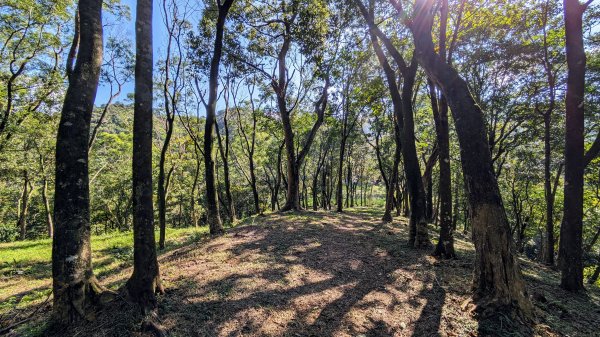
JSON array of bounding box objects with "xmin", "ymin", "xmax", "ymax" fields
[
  {"xmin": 408, "ymin": 0, "xmax": 532, "ymax": 319},
  {"xmin": 52, "ymin": 0, "xmax": 106, "ymax": 323},
  {"xmin": 559, "ymin": 0, "xmax": 586, "ymax": 292},
  {"xmin": 126, "ymin": 0, "xmax": 163, "ymax": 313}
]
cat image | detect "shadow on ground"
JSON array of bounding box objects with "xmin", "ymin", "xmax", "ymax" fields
[{"xmin": 17, "ymin": 208, "xmax": 600, "ymax": 337}]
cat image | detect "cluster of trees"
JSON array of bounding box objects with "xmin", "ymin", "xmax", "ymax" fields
[{"xmin": 1, "ymin": 0, "xmax": 600, "ymax": 328}]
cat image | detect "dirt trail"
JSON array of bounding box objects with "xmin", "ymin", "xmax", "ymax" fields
[{"xmin": 151, "ymin": 209, "xmax": 477, "ymax": 337}]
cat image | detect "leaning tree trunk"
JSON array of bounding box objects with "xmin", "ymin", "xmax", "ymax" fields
[
  {"xmin": 407, "ymin": 0, "xmax": 532, "ymax": 320},
  {"xmin": 52, "ymin": 0, "xmax": 106, "ymax": 323},
  {"xmin": 559, "ymin": 0, "xmax": 586, "ymax": 292},
  {"xmin": 126, "ymin": 0, "xmax": 163, "ymax": 313}
]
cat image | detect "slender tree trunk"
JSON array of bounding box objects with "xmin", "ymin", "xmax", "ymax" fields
[
  {"xmin": 203, "ymin": 2, "xmax": 235, "ymax": 233},
  {"xmin": 126, "ymin": 0, "xmax": 163, "ymax": 313},
  {"xmin": 336, "ymin": 134, "xmax": 347, "ymax": 212},
  {"xmin": 158, "ymin": 123, "xmax": 173, "ymax": 249},
  {"xmin": 559, "ymin": 0, "xmax": 587, "ymax": 292},
  {"xmin": 17, "ymin": 171, "xmax": 32, "ymax": 240},
  {"xmin": 52, "ymin": 0, "xmax": 106, "ymax": 323},
  {"xmin": 383, "ymin": 147, "xmax": 400, "ymax": 222},
  {"xmin": 191, "ymin": 150, "xmax": 201, "ymax": 227},
  {"xmin": 429, "ymin": 79, "xmax": 455, "ymax": 258},
  {"xmin": 408, "ymin": 0, "xmax": 532, "ymax": 319},
  {"xmin": 543, "ymin": 113, "xmax": 556, "ymax": 265},
  {"xmin": 274, "ymin": 142, "xmax": 283, "ymax": 211},
  {"xmin": 216, "ymin": 109, "xmax": 236, "ymax": 221},
  {"xmin": 42, "ymin": 175, "xmax": 54, "ymax": 237}
]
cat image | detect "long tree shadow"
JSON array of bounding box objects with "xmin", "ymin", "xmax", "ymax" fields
[{"xmin": 152, "ymin": 211, "xmax": 464, "ymax": 337}]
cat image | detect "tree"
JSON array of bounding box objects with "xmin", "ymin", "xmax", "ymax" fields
[
  {"xmin": 126, "ymin": 0, "xmax": 163, "ymax": 312},
  {"xmin": 395, "ymin": 0, "xmax": 533, "ymax": 321},
  {"xmin": 559, "ymin": 0, "xmax": 592, "ymax": 292},
  {"xmin": 236, "ymin": 0, "xmax": 333, "ymax": 211},
  {"xmin": 51, "ymin": 0, "xmax": 107, "ymax": 323},
  {"xmin": 355, "ymin": 0, "xmax": 429, "ymax": 246},
  {"xmin": 429, "ymin": 0, "xmax": 454, "ymax": 258},
  {"xmin": 232, "ymin": 76, "xmax": 261, "ymax": 215},
  {"xmin": 202, "ymin": 0, "xmax": 236, "ymax": 234},
  {"xmin": 158, "ymin": 0, "xmax": 188, "ymax": 249}
]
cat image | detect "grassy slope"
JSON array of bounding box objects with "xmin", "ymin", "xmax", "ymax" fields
[
  {"xmin": 1, "ymin": 209, "xmax": 600, "ymax": 337},
  {"xmin": 0, "ymin": 227, "xmax": 208, "ymax": 321}
]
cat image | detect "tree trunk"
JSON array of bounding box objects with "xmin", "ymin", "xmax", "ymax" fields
[
  {"xmin": 216, "ymin": 108, "xmax": 236, "ymax": 221},
  {"xmin": 427, "ymin": 0, "xmax": 454, "ymax": 256},
  {"xmin": 336, "ymin": 134, "xmax": 347, "ymax": 212},
  {"xmin": 158, "ymin": 122, "xmax": 173, "ymax": 249},
  {"xmin": 400, "ymin": 61, "xmax": 429, "ymax": 248},
  {"xmin": 429, "ymin": 80, "xmax": 455, "ymax": 258},
  {"xmin": 383, "ymin": 147, "xmax": 400, "ymax": 222},
  {"xmin": 17, "ymin": 171, "xmax": 32, "ymax": 240},
  {"xmin": 127, "ymin": 0, "xmax": 163, "ymax": 313},
  {"xmin": 42, "ymin": 175, "xmax": 54, "ymax": 237},
  {"xmin": 559, "ymin": 0, "xmax": 587, "ymax": 292},
  {"xmin": 190, "ymin": 152, "xmax": 200, "ymax": 227},
  {"xmin": 203, "ymin": 2, "xmax": 234, "ymax": 233},
  {"xmin": 542, "ymin": 113, "xmax": 556, "ymax": 265},
  {"xmin": 52, "ymin": 0, "xmax": 106, "ymax": 323},
  {"xmin": 408, "ymin": 0, "xmax": 532, "ymax": 319}
]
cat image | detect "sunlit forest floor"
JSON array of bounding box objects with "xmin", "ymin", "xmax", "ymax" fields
[{"xmin": 1, "ymin": 208, "xmax": 600, "ymax": 336}]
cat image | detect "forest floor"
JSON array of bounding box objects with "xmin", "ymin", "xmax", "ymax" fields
[{"xmin": 2, "ymin": 208, "xmax": 600, "ymax": 337}]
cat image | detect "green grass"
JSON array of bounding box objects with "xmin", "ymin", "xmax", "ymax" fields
[{"xmin": 0, "ymin": 226, "xmax": 209, "ymax": 317}]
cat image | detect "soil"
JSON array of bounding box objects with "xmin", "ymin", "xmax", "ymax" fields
[{"xmin": 8, "ymin": 208, "xmax": 600, "ymax": 337}]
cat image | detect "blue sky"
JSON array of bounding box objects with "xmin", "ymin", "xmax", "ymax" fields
[{"xmin": 95, "ymin": 0, "xmax": 193, "ymax": 106}]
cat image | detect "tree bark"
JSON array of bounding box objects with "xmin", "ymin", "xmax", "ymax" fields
[
  {"xmin": 17, "ymin": 170, "xmax": 33, "ymax": 240},
  {"xmin": 559, "ymin": 0, "xmax": 587, "ymax": 292},
  {"xmin": 404, "ymin": 0, "xmax": 532, "ymax": 319},
  {"xmin": 52, "ymin": 0, "xmax": 106, "ymax": 323},
  {"xmin": 215, "ymin": 102, "xmax": 236, "ymax": 221},
  {"xmin": 42, "ymin": 175, "xmax": 54, "ymax": 238},
  {"xmin": 429, "ymin": 80, "xmax": 455, "ymax": 258},
  {"xmin": 126, "ymin": 0, "xmax": 163, "ymax": 313},
  {"xmin": 203, "ymin": 1, "xmax": 235, "ymax": 233}
]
